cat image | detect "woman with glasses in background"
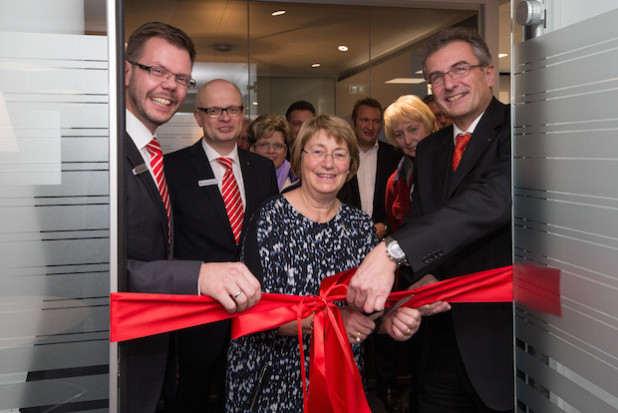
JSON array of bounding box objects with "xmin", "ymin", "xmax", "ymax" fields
[
  {"xmin": 226, "ymin": 114, "xmax": 421, "ymax": 412},
  {"xmin": 248, "ymin": 113, "xmax": 299, "ymax": 192}
]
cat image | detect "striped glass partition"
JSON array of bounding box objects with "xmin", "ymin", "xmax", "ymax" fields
[
  {"xmin": 513, "ymin": 7, "xmax": 618, "ymax": 413},
  {"xmin": 0, "ymin": 3, "xmax": 110, "ymax": 411}
]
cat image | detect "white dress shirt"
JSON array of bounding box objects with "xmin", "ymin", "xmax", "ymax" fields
[
  {"xmin": 201, "ymin": 139, "xmax": 247, "ymax": 209},
  {"xmin": 356, "ymin": 141, "xmax": 379, "ymax": 217}
]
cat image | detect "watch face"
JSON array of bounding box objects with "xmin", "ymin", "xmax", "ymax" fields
[{"xmin": 388, "ymin": 242, "xmax": 404, "ymax": 260}]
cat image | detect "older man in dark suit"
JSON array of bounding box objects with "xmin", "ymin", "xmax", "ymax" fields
[
  {"xmin": 165, "ymin": 79, "xmax": 278, "ymax": 412},
  {"xmin": 123, "ymin": 23, "xmax": 262, "ymax": 413},
  {"xmin": 348, "ymin": 27, "xmax": 513, "ymax": 413}
]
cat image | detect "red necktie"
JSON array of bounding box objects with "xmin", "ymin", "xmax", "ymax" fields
[
  {"xmin": 452, "ymin": 132, "xmax": 472, "ymax": 171},
  {"xmin": 146, "ymin": 137, "xmax": 171, "ymax": 247},
  {"xmin": 216, "ymin": 157, "xmax": 244, "ymax": 244}
]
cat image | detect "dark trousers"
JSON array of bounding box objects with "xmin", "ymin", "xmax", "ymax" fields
[
  {"xmin": 176, "ymin": 325, "xmax": 227, "ymax": 413},
  {"xmin": 416, "ymin": 314, "xmax": 513, "ymax": 413}
]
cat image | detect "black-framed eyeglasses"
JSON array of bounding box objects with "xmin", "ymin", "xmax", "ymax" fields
[
  {"xmin": 127, "ymin": 60, "xmax": 196, "ymax": 89},
  {"xmin": 196, "ymin": 106, "xmax": 245, "ymax": 118},
  {"xmin": 427, "ymin": 63, "xmax": 484, "ymax": 87},
  {"xmin": 302, "ymin": 148, "xmax": 350, "ymax": 163}
]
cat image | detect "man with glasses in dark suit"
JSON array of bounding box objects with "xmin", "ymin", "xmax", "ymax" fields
[
  {"xmin": 348, "ymin": 27, "xmax": 513, "ymax": 413},
  {"xmin": 165, "ymin": 79, "xmax": 278, "ymax": 412},
  {"xmin": 124, "ymin": 23, "xmax": 263, "ymax": 412}
]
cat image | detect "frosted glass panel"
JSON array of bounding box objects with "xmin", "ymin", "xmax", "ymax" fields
[
  {"xmin": 0, "ymin": 1, "xmax": 110, "ymax": 411},
  {"xmin": 513, "ymin": 6, "xmax": 618, "ymax": 412}
]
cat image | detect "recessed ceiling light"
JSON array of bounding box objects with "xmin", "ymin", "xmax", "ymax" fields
[
  {"xmin": 312, "ymin": 63, "xmax": 321, "ymax": 68},
  {"xmin": 338, "ymin": 45, "xmax": 348, "ymax": 52},
  {"xmin": 499, "ymin": 53, "xmax": 508, "ymax": 58},
  {"xmin": 385, "ymin": 78, "xmax": 425, "ymax": 84},
  {"xmin": 252, "ymin": 102, "xmax": 258, "ymax": 106},
  {"xmin": 415, "ymin": 70, "xmax": 423, "ymax": 75},
  {"xmin": 272, "ymin": 10, "xmax": 285, "ymax": 16}
]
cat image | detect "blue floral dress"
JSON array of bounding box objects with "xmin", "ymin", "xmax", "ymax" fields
[{"xmin": 226, "ymin": 195, "xmax": 378, "ymax": 412}]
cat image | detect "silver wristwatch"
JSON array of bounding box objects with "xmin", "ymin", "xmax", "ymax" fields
[{"xmin": 383, "ymin": 236, "xmax": 408, "ymax": 267}]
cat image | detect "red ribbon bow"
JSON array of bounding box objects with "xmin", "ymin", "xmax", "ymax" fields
[{"xmin": 111, "ymin": 266, "xmax": 517, "ymax": 412}]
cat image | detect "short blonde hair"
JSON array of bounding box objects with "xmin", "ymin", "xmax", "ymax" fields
[
  {"xmin": 383, "ymin": 95, "xmax": 438, "ymax": 146},
  {"xmin": 290, "ymin": 114, "xmax": 359, "ymax": 182},
  {"xmin": 247, "ymin": 113, "xmax": 293, "ymax": 146}
]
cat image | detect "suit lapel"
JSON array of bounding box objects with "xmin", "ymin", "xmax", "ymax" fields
[
  {"xmin": 238, "ymin": 151, "xmax": 257, "ymax": 231},
  {"xmin": 447, "ymin": 98, "xmax": 503, "ymax": 197},
  {"xmin": 187, "ymin": 141, "xmax": 236, "ymax": 242},
  {"xmin": 432, "ymin": 132, "xmax": 452, "ymax": 206},
  {"xmin": 126, "ymin": 135, "xmax": 169, "ymax": 246}
]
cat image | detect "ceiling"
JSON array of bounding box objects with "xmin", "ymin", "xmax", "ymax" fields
[{"xmin": 123, "ymin": 0, "xmax": 513, "ymax": 79}]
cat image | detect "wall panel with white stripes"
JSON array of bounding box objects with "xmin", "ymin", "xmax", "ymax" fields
[{"xmin": 513, "ymin": 7, "xmax": 618, "ymax": 412}]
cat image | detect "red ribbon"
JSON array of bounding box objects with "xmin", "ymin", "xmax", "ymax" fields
[{"xmin": 110, "ymin": 266, "xmax": 514, "ymax": 412}]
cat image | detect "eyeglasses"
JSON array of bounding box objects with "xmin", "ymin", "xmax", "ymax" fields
[
  {"xmin": 427, "ymin": 63, "xmax": 484, "ymax": 87},
  {"xmin": 196, "ymin": 106, "xmax": 244, "ymax": 118},
  {"xmin": 127, "ymin": 60, "xmax": 196, "ymax": 89},
  {"xmin": 302, "ymin": 149, "xmax": 350, "ymax": 163},
  {"xmin": 254, "ymin": 142, "xmax": 286, "ymax": 151}
]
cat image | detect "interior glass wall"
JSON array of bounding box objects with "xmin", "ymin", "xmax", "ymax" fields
[
  {"xmin": 0, "ymin": 1, "xmax": 111, "ymax": 411},
  {"xmin": 135, "ymin": 1, "xmax": 480, "ymax": 154}
]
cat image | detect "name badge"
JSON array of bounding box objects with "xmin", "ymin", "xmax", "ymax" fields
[
  {"xmin": 132, "ymin": 163, "xmax": 148, "ymax": 175},
  {"xmin": 198, "ymin": 178, "xmax": 218, "ymax": 187}
]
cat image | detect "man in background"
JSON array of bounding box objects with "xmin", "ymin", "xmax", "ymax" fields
[
  {"xmin": 337, "ymin": 97, "xmax": 400, "ymax": 239},
  {"xmin": 285, "ymin": 100, "xmax": 316, "ymax": 145},
  {"xmin": 423, "ymin": 93, "xmax": 453, "ymax": 129}
]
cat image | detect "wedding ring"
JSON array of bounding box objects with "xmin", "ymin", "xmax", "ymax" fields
[
  {"xmin": 405, "ymin": 327, "xmax": 412, "ymax": 335},
  {"xmin": 233, "ymin": 290, "xmax": 243, "ymax": 299},
  {"xmin": 356, "ymin": 332, "xmax": 361, "ymax": 342}
]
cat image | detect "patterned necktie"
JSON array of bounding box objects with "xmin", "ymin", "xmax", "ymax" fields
[
  {"xmin": 452, "ymin": 132, "xmax": 472, "ymax": 171},
  {"xmin": 146, "ymin": 137, "xmax": 171, "ymax": 246},
  {"xmin": 216, "ymin": 157, "xmax": 244, "ymax": 244}
]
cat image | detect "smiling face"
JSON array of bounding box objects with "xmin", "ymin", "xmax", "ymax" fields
[
  {"xmin": 300, "ymin": 130, "xmax": 351, "ymax": 201},
  {"xmin": 251, "ymin": 131, "xmax": 287, "ymax": 169},
  {"xmin": 194, "ymin": 80, "xmax": 245, "ymax": 155},
  {"xmin": 125, "ymin": 37, "xmax": 192, "ymax": 134},
  {"xmin": 353, "ymin": 105, "xmax": 382, "ymax": 151},
  {"xmin": 392, "ymin": 120, "xmax": 432, "ymax": 158},
  {"xmin": 425, "ymin": 40, "xmax": 495, "ymax": 131}
]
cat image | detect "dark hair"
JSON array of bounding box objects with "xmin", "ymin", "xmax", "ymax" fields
[
  {"xmin": 422, "ymin": 27, "xmax": 491, "ymax": 76},
  {"xmin": 351, "ymin": 97, "xmax": 382, "ymax": 123},
  {"xmin": 422, "ymin": 94, "xmax": 435, "ymax": 104},
  {"xmin": 247, "ymin": 113, "xmax": 293, "ymax": 146},
  {"xmin": 126, "ymin": 22, "xmax": 196, "ymax": 64},
  {"xmin": 285, "ymin": 100, "xmax": 316, "ymax": 121}
]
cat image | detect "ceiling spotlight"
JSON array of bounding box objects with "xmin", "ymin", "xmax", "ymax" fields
[
  {"xmin": 272, "ymin": 10, "xmax": 286, "ymax": 16},
  {"xmin": 499, "ymin": 53, "xmax": 508, "ymax": 58},
  {"xmin": 338, "ymin": 45, "xmax": 349, "ymax": 52},
  {"xmin": 213, "ymin": 43, "xmax": 232, "ymax": 52},
  {"xmin": 312, "ymin": 63, "xmax": 321, "ymax": 68}
]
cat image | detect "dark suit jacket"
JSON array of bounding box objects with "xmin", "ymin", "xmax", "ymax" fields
[
  {"xmin": 394, "ymin": 98, "xmax": 513, "ymax": 410},
  {"xmin": 337, "ymin": 140, "xmax": 400, "ymax": 227},
  {"xmin": 164, "ymin": 140, "xmax": 278, "ymax": 365},
  {"xmin": 124, "ymin": 133, "xmax": 202, "ymax": 413}
]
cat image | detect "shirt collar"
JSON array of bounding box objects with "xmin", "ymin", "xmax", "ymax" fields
[
  {"xmin": 126, "ymin": 109, "xmax": 156, "ymax": 150},
  {"xmin": 360, "ymin": 139, "xmax": 379, "ymax": 154},
  {"xmin": 201, "ymin": 138, "xmax": 240, "ymax": 164},
  {"xmin": 453, "ymin": 112, "xmax": 484, "ymax": 142}
]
